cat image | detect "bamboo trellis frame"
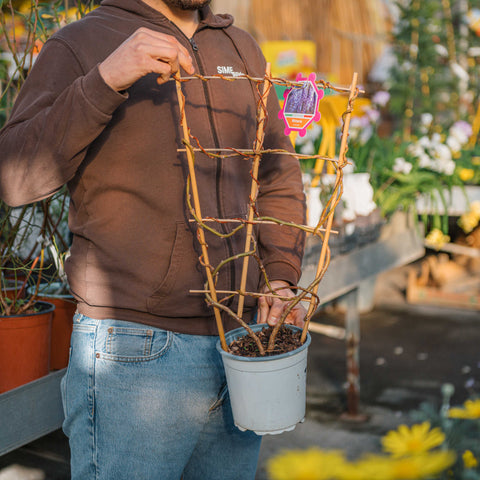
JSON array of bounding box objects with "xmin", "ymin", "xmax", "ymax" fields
[{"xmin": 174, "ymin": 67, "xmax": 359, "ymax": 354}]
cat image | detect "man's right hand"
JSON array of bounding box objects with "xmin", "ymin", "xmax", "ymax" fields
[{"xmin": 98, "ymin": 28, "xmax": 195, "ymax": 92}]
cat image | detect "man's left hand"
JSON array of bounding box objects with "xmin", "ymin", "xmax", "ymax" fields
[{"xmin": 257, "ymin": 280, "xmax": 306, "ymax": 328}]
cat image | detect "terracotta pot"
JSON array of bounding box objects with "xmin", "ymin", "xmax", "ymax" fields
[
  {"xmin": 31, "ymin": 283, "xmax": 77, "ymax": 370},
  {"xmin": 0, "ymin": 301, "xmax": 54, "ymax": 393}
]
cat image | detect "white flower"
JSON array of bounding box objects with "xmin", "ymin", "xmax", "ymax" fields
[
  {"xmin": 393, "ymin": 157, "xmax": 413, "ymax": 174},
  {"xmin": 407, "ymin": 143, "xmax": 425, "ymax": 158},
  {"xmin": 426, "ymin": 23, "xmax": 441, "ymax": 34},
  {"xmin": 446, "ymin": 135, "xmax": 462, "ymax": 154},
  {"xmin": 366, "ymin": 108, "xmax": 380, "ymax": 124},
  {"xmin": 342, "ymin": 173, "xmax": 377, "ymax": 217},
  {"xmin": 420, "ymin": 113, "xmax": 433, "ymax": 128},
  {"xmin": 300, "ymin": 140, "xmax": 315, "ymax": 155},
  {"xmin": 449, "ymin": 121, "xmax": 472, "ymax": 146},
  {"xmin": 442, "ymin": 160, "xmax": 455, "ymax": 175},
  {"xmin": 432, "ymin": 142, "xmax": 452, "ymax": 162},
  {"xmin": 295, "ymin": 123, "xmax": 322, "ymax": 147},
  {"xmin": 451, "ymin": 62, "xmax": 470, "ymax": 82},
  {"xmin": 419, "ymin": 136, "xmax": 431, "ymax": 148},
  {"xmin": 419, "ymin": 154, "xmax": 433, "ymax": 169},
  {"xmin": 348, "ymin": 117, "xmax": 363, "ymax": 142},
  {"xmin": 295, "ymin": 133, "xmax": 307, "ymax": 147},
  {"xmin": 371, "ymin": 91, "xmax": 390, "ymax": 107},
  {"xmin": 435, "ymin": 44, "xmax": 449, "ymax": 57},
  {"xmin": 432, "ymin": 158, "xmax": 455, "ymax": 175},
  {"xmin": 309, "ymin": 122, "xmax": 322, "ymax": 139},
  {"xmin": 302, "ymin": 173, "xmax": 312, "ymax": 187},
  {"xmin": 349, "ymin": 117, "xmax": 363, "ymax": 129},
  {"xmin": 359, "ymin": 124, "xmax": 374, "ymax": 144},
  {"xmin": 468, "ymin": 46, "xmax": 480, "ymax": 57}
]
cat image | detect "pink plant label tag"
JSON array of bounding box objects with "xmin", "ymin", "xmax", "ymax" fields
[{"xmin": 278, "ymin": 73, "xmax": 324, "ymax": 137}]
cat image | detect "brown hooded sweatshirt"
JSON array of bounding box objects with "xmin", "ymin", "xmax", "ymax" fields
[{"xmin": 0, "ymin": 0, "xmax": 306, "ymax": 335}]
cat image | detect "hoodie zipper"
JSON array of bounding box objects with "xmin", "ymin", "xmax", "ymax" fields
[{"xmin": 171, "ymin": 25, "xmax": 237, "ymax": 306}]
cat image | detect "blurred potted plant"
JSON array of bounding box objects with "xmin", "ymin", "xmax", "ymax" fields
[
  {"xmin": 0, "ymin": 200, "xmax": 55, "ymax": 392},
  {"xmin": 25, "ymin": 191, "xmax": 76, "ymax": 370},
  {"xmin": 0, "ymin": 0, "xmax": 92, "ymax": 388}
]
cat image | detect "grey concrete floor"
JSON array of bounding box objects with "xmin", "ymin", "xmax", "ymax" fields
[{"xmin": 1, "ymin": 264, "xmax": 479, "ymax": 480}]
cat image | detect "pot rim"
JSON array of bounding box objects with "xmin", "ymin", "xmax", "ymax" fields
[
  {"xmin": 217, "ymin": 323, "xmax": 311, "ymax": 362},
  {"xmin": 0, "ymin": 300, "xmax": 56, "ymax": 319},
  {"xmin": 27, "ymin": 282, "xmax": 72, "ymax": 299}
]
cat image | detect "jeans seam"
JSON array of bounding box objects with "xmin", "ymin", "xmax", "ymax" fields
[
  {"xmin": 91, "ymin": 322, "xmax": 99, "ymax": 480},
  {"xmin": 144, "ymin": 330, "xmax": 153, "ymax": 356}
]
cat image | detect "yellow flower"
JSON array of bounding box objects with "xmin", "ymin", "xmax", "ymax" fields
[
  {"xmin": 463, "ymin": 450, "xmax": 478, "ymax": 469},
  {"xmin": 425, "ymin": 229, "xmax": 450, "ymax": 250},
  {"xmin": 350, "ymin": 451, "xmax": 456, "ymax": 480},
  {"xmin": 267, "ymin": 448, "xmax": 347, "ymax": 480},
  {"xmin": 381, "ymin": 422, "xmax": 445, "ymax": 457},
  {"xmin": 458, "ymin": 212, "xmax": 479, "ymax": 233},
  {"xmin": 470, "ymin": 201, "xmax": 480, "ymax": 216},
  {"xmin": 459, "ymin": 168, "xmax": 475, "ymax": 182},
  {"xmin": 472, "ymin": 156, "xmax": 480, "ymax": 166},
  {"xmin": 458, "ymin": 201, "xmax": 480, "ymax": 233},
  {"xmin": 448, "ymin": 399, "xmax": 480, "ymax": 419}
]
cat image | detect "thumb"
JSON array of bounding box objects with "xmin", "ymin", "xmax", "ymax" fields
[{"xmin": 267, "ymin": 299, "xmax": 284, "ymax": 326}]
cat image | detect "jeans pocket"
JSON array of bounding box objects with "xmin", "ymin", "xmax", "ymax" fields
[{"xmin": 97, "ymin": 325, "xmax": 172, "ymax": 363}]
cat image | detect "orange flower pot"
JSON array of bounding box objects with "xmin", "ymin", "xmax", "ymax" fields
[
  {"xmin": 39, "ymin": 296, "xmax": 76, "ymax": 370},
  {"xmin": 0, "ymin": 301, "xmax": 54, "ymax": 393},
  {"xmin": 32, "ymin": 283, "xmax": 77, "ymax": 370}
]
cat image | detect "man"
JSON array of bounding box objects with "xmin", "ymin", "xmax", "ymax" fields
[{"xmin": 0, "ymin": 0, "xmax": 306, "ymax": 478}]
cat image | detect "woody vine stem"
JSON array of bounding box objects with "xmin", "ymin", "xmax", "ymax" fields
[{"xmin": 174, "ymin": 67, "xmax": 359, "ymax": 355}]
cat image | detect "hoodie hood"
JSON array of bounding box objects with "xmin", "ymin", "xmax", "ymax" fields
[{"xmin": 99, "ymin": 0, "xmax": 233, "ymax": 29}]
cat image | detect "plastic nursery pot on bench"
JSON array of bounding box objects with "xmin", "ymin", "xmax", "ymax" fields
[
  {"xmin": 29, "ymin": 282, "xmax": 77, "ymax": 370},
  {"xmin": 217, "ymin": 323, "xmax": 311, "ymax": 436},
  {"xmin": 0, "ymin": 301, "xmax": 54, "ymax": 393}
]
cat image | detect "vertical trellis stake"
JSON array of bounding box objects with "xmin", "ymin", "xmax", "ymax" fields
[
  {"xmin": 175, "ymin": 74, "xmax": 228, "ymax": 351},
  {"xmin": 301, "ymin": 72, "xmax": 358, "ymax": 344},
  {"xmin": 236, "ymin": 63, "xmax": 272, "ymax": 320}
]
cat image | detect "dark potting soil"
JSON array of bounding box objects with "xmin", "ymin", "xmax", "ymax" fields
[{"xmin": 228, "ymin": 325, "xmax": 304, "ymax": 357}]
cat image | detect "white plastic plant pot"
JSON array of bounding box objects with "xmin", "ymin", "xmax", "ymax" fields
[{"xmin": 217, "ymin": 323, "xmax": 311, "ymax": 436}]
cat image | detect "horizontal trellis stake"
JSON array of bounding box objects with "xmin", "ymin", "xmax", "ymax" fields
[
  {"xmin": 169, "ymin": 74, "xmax": 365, "ymax": 95},
  {"xmin": 187, "ymin": 218, "xmax": 338, "ymax": 235},
  {"xmin": 177, "ymin": 147, "xmax": 346, "ymax": 163}
]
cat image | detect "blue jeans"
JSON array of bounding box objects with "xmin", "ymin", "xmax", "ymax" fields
[{"xmin": 61, "ymin": 313, "xmax": 261, "ymax": 480}]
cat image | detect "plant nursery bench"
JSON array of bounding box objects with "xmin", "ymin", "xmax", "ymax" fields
[{"xmin": 0, "ymin": 213, "xmax": 424, "ymax": 456}]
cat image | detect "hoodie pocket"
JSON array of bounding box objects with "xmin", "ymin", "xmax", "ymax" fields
[{"xmin": 146, "ymin": 222, "xmax": 210, "ymax": 317}]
